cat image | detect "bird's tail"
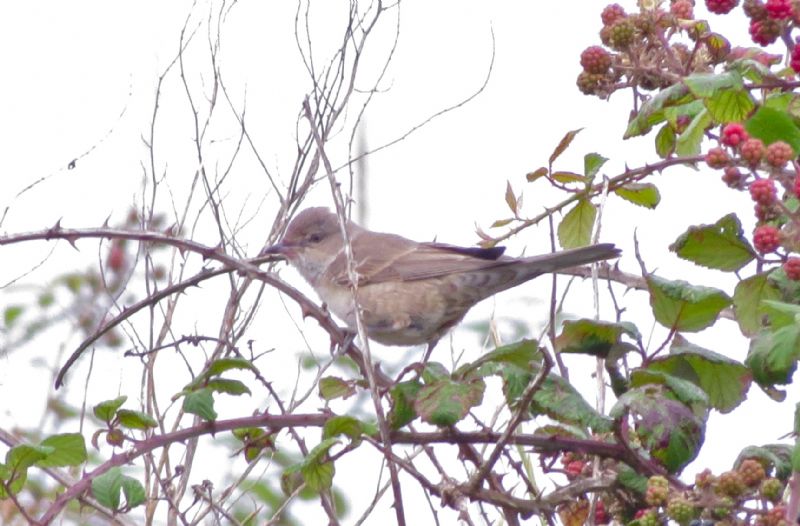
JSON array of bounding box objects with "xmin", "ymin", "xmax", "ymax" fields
[{"xmin": 520, "ymin": 243, "xmax": 621, "ymax": 274}]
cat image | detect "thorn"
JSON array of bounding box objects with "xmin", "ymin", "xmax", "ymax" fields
[
  {"xmin": 64, "ymin": 235, "xmax": 79, "ymax": 250},
  {"xmin": 102, "ymin": 214, "xmax": 112, "ymax": 228}
]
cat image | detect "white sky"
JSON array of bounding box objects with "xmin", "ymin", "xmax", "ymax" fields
[{"xmin": 1, "ymin": 1, "xmax": 797, "ymax": 524}]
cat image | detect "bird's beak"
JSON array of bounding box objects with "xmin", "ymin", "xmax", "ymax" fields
[{"xmin": 261, "ymin": 242, "xmax": 297, "ymax": 259}]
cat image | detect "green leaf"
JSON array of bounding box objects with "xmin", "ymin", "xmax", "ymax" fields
[
  {"xmin": 549, "ymin": 129, "xmax": 582, "ymax": 165},
  {"xmin": 319, "ymin": 376, "xmax": 356, "ymax": 401},
  {"xmin": 551, "ymin": 171, "xmax": 588, "ymax": 184},
  {"xmin": 655, "ymin": 124, "xmax": 676, "ymax": 158},
  {"xmin": 92, "ymin": 467, "xmax": 124, "ymax": 510},
  {"xmin": 36, "ymin": 433, "xmax": 87, "ymax": 468},
  {"xmin": 205, "ymin": 357, "xmax": 257, "ymax": 377},
  {"xmin": 284, "ymin": 438, "xmax": 340, "ymax": 493},
  {"xmin": 558, "ymin": 198, "xmax": 597, "ymax": 249},
  {"xmin": 676, "ymin": 108, "xmax": 712, "ymax": 156},
  {"xmin": 388, "ymin": 380, "xmax": 422, "ymax": 429},
  {"xmin": 610, "ymin": 386, "xmax": 705, "ymax": 473},
  {"xmin": 704, "ymin": 88, "xmax": 756, "ymax": 123},
  {"xmin": 630, "ymin": 369, "xmax": 710, "ymax": 416},
  {"xmin": 7, "ymin": 444, "xmax": 53, "ymax": 472},
  {"xmin": 93, "ymin": 396, "xmax": 128, "ymax": 423},
  {"xmin": 204, "ymin": 378, "xmax": 251, "ymax": 396},
  {"xmin": 745, "ymin": 325, "xmax": 800, "ymax": 388},
  {"xmin": 746, "ymin": 105, "xmax": 800, "ymax": 153},
  {"xmin": 584, "ymin": 153, "xmax": 608, "ymax": 179},
  {"xmin": 120, "ymin": 477, "xmax": 146, "ymax": 508},
  {"xmin": 415, "ymin": 378, "xmax": 485, "ymax": 427},
  {"xmin": 669, "ymin": 214, "xmax": 756, "ymax": 271},
  {"xmin": 615, "ymin": 183, "xmax": 661, "ymax": 209},
  {"xmin": 323, "ymin": 415, "xmax": 372, "ymax": 442},
  {"xmin": 733, "ymin": 273, "xmax": 781, "ymax": 336},
  {"xmin": 457, "ymin": 339, "xmax": 541, "ymax": 378},
  {"xmin": 556, "ymin": 319, "xmax": 639, "ymax": 358},
  {"xmin": 644, "ymin": 337, "xmax": 752, "ymax": 413},
  {"xmin": 683, "ymin": 71, "xmax": 743, "ymax": 98},
  {"xmin": 3, "ymin": 306, "xmax": 24, "ymax": 327},
  {"xmin": 117, "ymin": 409, "xmax": 158, "ymax": 430},
  {"xmin": 183, "ymin": 388, "xmax": 217, "ymax": 421},
  {"xmin": 625, "ymin": 83, "xmax": 691, "ymax": 138},
  {"xmin": 647, "ymin": 275, "xmax": 732, "ymax": 332}
]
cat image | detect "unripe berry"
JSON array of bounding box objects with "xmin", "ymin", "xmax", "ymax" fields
[
  {"xmin": 753, "ymin": 225, "xmax": 781, "ymax": 253},
  {"xmin": 580, "ymin": 46, "xmax": 612, "ymax": 74},
  {"xmin": 738, "ymin": 458, "xmax": 767, "ymax": 486},
  {"xmin": 744, "ymin": 0, "xmax": 769, "ymax": 18},
  {"xmin": 749, "ymin": 178, "xmax": 777, "ymax": 205},
  {"xmin": 706, "ymin": 0, "xmax": 740, "ymax": 13},
  {"xmin": 722, "ymin": 166, "xmax": 744, "ymax": 188},
  {"xmin": 766, "ymin": 141, "xmax": 794, "ymax": 168},
  {"xmin": 706, "ymin": 146, "xmax": 731, "ymax": 168},
  {"xmin": 760, "ymin": 477, "xmax": 785, "ymax": 502},
  {"xmin": 601, "ymin": 3, "xmax": 627, "ymax": 25},
  {"xmin": 756, "ymin": 203, "xmax": 780, "ymax": 222},
  {"xmin": 672, "ymin": 0, "xmax": 695, "ymax": 18},
  {"xmin": 667, "ymin": 497, "xmax": 695, "ymax": 525},
  {"xmin": 638, "ymin": 508, "xmax": 661, "ymax": 526},
  {"xmin": 721, "ymin": 122, "xmax": 749, "ymax": 147},
  {"xmin": 646, "ymin": 475, "xmax": 670, "ymax": 506},
  {"xmin": 609, "ymin": 18, "xmax": 636, "ymax": 50},
  {"xmin": 106, "ymin": 429, "xmax": 124, "ymax": 447},
  {"xmin": 577, "ymin": 71, "xmax": 609, "ymax": 95},
  {"xmin": 784, "ymin": 257, "xmax": 800, "ymax": 280},
  {"xmin": 695, "ymin": 468, "xmax": 715, "ymax": 489},
  {"xmin": 749, "ymin": 18, "xmax": 781, "ymax": 45},
  {"xmin": 766, "ymin": 0, "xmax": 793, "ymax": 18},
  {"xmin": 741, "ymin": 138, "xmax": 766, "ymax": 165}
]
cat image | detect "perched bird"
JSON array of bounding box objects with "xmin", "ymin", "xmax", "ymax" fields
[{"xmin": 266, "ymin": 207, "xmax": 620, "ymax": 354}]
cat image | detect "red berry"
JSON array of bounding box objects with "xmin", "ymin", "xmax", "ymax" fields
[
  {"xmin": 672, "ymin": 0, "xmax": 695, "ymax": 18},
  {"xmin": 784, "ymin": 258, "xmax": 800, "ymax": 280},
  {"xmin": 766, "ymin": 141, "xmax": 795, "ymax": 168},
  {"xmin": 602, "ymin": 3, "xmax": 627, "ymax": 25},
  {"xmin": 706, "ymin": 146, "xmax": 731, "ymax": 168},
  {"xmin": 791, "ymin": 43, "xmax": 800, "ymax": 73},
  {"xmin": 754, "ymin": 225, "xmax": 781, "ymax": 253},
  {"xmin": 107, "ymin": 244, "xmax": 125, "ymax": 272},
  {"xmin": 749, "ymin": 18, "xmax": 781, "ymax": 45},
  {"xmin": 565, "ymin": 460, "xmax": 585, "ymax": 479},
  {"xmin": 766, "ymin": 0, "xmax": 793, "ymax": 18},
  {"xmin": 741, "ymin": 138, "xmax": 766, "ymax": 165},
  {"xmin": 594, "ymin": 500, "xmax": 609, "ymax": 525},
  {"xmin": 706, "ymin": 0, "xmax": 739, "ymax": 13},
  {"xmin": 750, "ymin": 178, "xmax": 778, "ymax": 205},
  {"xmin": 794, "ymin": 176, "xmax": 800, "ymax": 196},
  {"xmin": 721, "ymin": 123, "xmax": 749, "ymax": 147},
  {"xmin": 580, "ymin": 46, "xmax": 612, "ymax": 74}
]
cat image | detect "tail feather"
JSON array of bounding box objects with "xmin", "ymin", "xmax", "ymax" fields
[{"xmin": 520, "ymin": 243, "xmax": 620, "ymax": 274}]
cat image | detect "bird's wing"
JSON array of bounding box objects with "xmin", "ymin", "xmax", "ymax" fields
[{"xmin": 326, "ymin": 232, "xmax": 511, "ymax": 286}]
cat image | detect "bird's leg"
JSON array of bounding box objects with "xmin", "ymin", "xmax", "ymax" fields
[
  {"xmin": 420, "ymin": 338, "xmax": 440, "ymax": 370},
  {"xmin": 333, "ymin": 330, "xmax": 358, "ymax": 356}
]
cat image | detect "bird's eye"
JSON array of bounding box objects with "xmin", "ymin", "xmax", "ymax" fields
[{"xmin": 307, "ymin": 233, "xmax": 322, "ymax": 243}]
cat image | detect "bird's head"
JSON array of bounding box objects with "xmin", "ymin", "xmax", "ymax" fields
[{"xmin": 264, "ymin": 207, "xmax": 352, "ymax": 283}]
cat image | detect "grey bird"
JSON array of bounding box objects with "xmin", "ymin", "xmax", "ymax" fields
[{"xmin": 266, "ymin": 207, "xmax": 620, "ymax": 354}]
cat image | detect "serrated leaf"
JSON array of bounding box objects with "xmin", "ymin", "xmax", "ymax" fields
[
  {"xmin": 625, "ymin": 83, "xmax": 691, "ymax": 138},
  {"xmin": 630, "ymin": 369, "xmax": 710, "ymax": 416},
  {"xmin": 610, "ymin": 385, "xmax": 705, "ymax": 472},
  {"xmin": 117, "ymin": 409, "xmax": 158, "ymax": 430},
  {"xmin": 36, "ymin": 433, "xmax": 87, "ymax": 468},
  {"xmin": 457, "ymin": 339, "xmax": 541, "ymax": 378},
  {"xmin": 204, "ymin": 357, "xmax": 257, "ymax": 377},
  {"xmin": 92, "ymin": 467, "xmax": 124, "ymax": 510},
  {"xmin": 669, "ymin": 213, "xmax": 755, "ymax": 271},
  {"xmin": 705, "ymin": 88, "xmax": 756, "ymax": 123},
  {"xmin": 93, "ymin": 396, "xmax": 128, "ymax": 423},
  {"xmin": 746, "ymin": 106, "xmax": 800, "ymax": 153},
  {"xmin": 120, "ymin": 477, "xmax": 146, "ymax": 508},
  {"xmin": 414, "ymin": 378, "xmax": 485, "ymax": 427},
  {"xmin": 584, "ymin": 153, "xmax": 607, "ymax": 179},
  {"xmin": 549, "ymin": 129, "xmax": 582, "ymax": 165},
  {"xmin": 644, "ymin": 337, "xmax": 752, "ymax": 413},
  {"xmin": 504, "ymin": 181, "xmax": 518, "ymax": 214},
  {"xmin": 323, "ymin": 415, "xmax": 370, "ymax": 442},
  {"xmin": 647, "ymin": 275, "xmax": 732, "ymax": 332},
  {"xmin": 284, "ymin": 438, "xmax": 339, "ymax": 493},
  {"xmin": 557, "ymin": 198, "xmax": 596, "ymax": 249},
  {"xmin": 204, "ymin": 378, "xmax": 251, "ymax": 396},
  {"xmin": 733, "ymin": 273, "xmax": 781, "ymax": 336},
  {"xmin": 745, "ymin": 325, "xmax": 800, "ymax": 388},
  {"xmin": 7, "ymin": 444, "xmax": 53, "ymax": 473},
  {"xmin": 655, "ymin": 124, "xmax": 676, "ymax": 158},
  {"xmin": 676, "ymin": 108, "xmax": 712, "ymax": 156},
  {"xmin": 615, "ymin": 183, "xmax": 661, "ymax": 209},
  {"xmin": 319, "ymin": 376, "xmax": 356, "ymax": 401},
  {"xmin": 683, "ymin": 71, "xmax": 743, "ymax": 98},
  {"xmin": 556, "ymin": 319, "xmax": 639, "ymax": 357},
  {"xmin": 183, "ymin": 388, "xmax": 217, "ymax": 421},
  {"xmin": 526, "ymin": 167, "xmax": 548, "ymax": 182},
  {"xmin": 388, "ymin": 380, "xmax": 422, "ymax": 429}
]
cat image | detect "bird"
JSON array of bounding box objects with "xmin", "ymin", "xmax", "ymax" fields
[{"xmin": 265, "ymin": 207, "xmax": 620, "ymax": 356}]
